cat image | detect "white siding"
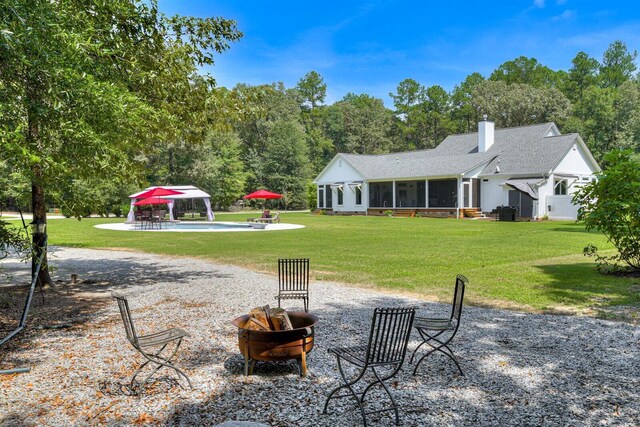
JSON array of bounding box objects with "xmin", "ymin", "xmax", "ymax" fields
[
  {"xmin": 480, "ymin": 176, "xmax": 509, "ymax": 212},
  {"xmin": 316, "ymin": 157, "xmax": 364, "ymax": 184},
  {"xmin": 316, "ymin": 157, "xmax": 366, "ymax": 212},
  {"xmin": 546, "ymin": 195, "xmax": 578, "ymax": 219},
  {"xmin": 545, "ymin": 144, "xmax": 599, "ymax": 219},
  {"xmin": 554, "ymin": 143, "xmax": 598, "ymax": 176}
]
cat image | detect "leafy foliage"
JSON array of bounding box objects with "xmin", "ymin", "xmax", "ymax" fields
[
  {"xmin": 574, "ymin": 150, "xmax": 640, "ymax": 272},
  {"xmin": 471, "ymin": 80, "xmax": 572, "ymax": 128},
  {"xmin": 296, "ymin": 71, "xmax": 327, "ymax": 109}
]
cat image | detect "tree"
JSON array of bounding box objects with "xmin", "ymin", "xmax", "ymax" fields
[
  {"xmin": 296, "ymin": 71, "xmax": 327, "ymax": 109},
  {"xmin": 327, "ymin": 93, "xmax": 396, "ymax": 154},
  {"xmin": 470, "ymin": 80, "xmax": 572, "ymax": 128},
  {"xmin": 574, "ymin": 150, "xmax": 640, "ymax": 273},
  {"xmin": 421, "ymin": 85, "xmax": 455, "ymax": 148},
  {"xmin": 0, "ymin": 0, "xmax": 242, "ymax": 286},
  {"xmin": 565, "ymin": 51, "xmax": 600, "ymax": 101},
  {"xmin": 188, "ymin": 131, "xmax": 247, "ymax": 209},
  {"xmin": 451, "ymin": 72, "xmax": 485, "ymax": 133},
  {"xmin": 389, "ymin": 79, "xmax": 426, "ymax": 150},
  {"xmin": 567, "ymin": 86, "xmax": 617, "ymax": 161},
  {"xmin": 614, "ymin": 80, "xmax": 640, "ymax": 153},
  {"xmin": 490, "ymin": 56, "xmax": 564, "ymax": 88},
  {"xmin": 389, "ymin": 78, "xmax": 424, "ymax": 115},
  {"xmin": 599, "ymin": 41, "xmax": 638, "ymax": 89},
  {"xmin": 261, "ymin": 120, "xmax": 310, "ymax": 209}
]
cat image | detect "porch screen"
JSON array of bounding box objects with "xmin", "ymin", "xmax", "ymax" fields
[
  {"xmin": 369, "ymin": 182, "xmax": 393, "ymax": 208},
  {"xmin": 395, "ymin": 180, "xmax": 426, "ymax": 207},
  {"xmin": 428, "ymin": 179, "xmax": 457, "ymax": 207}
]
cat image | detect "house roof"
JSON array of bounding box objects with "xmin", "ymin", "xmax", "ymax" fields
[
  {"xmin": 341, "ymin": 151, "xmax": 496, "ymax": 180},
  {"xmin": 434, "ymin": 122, "xmax": 581, "ymax": 176},
  {"xmin": 317, "ymin": 122, "xmax": 595, "ymax": 182}
]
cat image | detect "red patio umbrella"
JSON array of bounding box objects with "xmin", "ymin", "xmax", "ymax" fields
[
  {"xmin": 132, "ymin": 187, "xmax": 183, "ymax": 199},
  {"xmin": 133, "ymin": 197, "xmax": 171, "ymax": 206},
  {"xmin": 243, "ymin": 189, "xmax": 283, "ymax": 199}
]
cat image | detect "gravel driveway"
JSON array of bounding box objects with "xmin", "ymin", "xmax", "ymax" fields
[{"xmin": 1, "ymin": 247, "xmax": 639, "ymax": 426}]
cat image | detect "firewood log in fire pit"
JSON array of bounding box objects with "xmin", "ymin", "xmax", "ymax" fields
[{"xmin": 232, "ymin": 306, "xmax": 318, "ymax": 376}]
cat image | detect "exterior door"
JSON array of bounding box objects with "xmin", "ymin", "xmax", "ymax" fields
[
  {"xmin": 463, "ymin": 179, "xmax": 481, "ymax": 208},
  {"xmin": 508, "ymin": 190, "xmax": 533, "ymax": 218}
]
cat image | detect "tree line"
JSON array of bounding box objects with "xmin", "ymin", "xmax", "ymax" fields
[
  {"xmin": 1, "ymin": 1, "xmax": 639, "ymax": 219},
  {"xmin": 145, "ymin": 40, "xmax": 639, "ymax": 212}
]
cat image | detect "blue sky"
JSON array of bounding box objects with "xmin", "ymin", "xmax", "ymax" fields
[{"xmin": 159, "ymin": 0, "xmax": 640, "ymax": 107}]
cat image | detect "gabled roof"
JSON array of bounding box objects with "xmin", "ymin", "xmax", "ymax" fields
[
  {"xmin": 434, "ymin": 123, "xmax": 558, "ymax": 155},
  {"xmin": 434, "ymin": 122, "xmax": 583, "ymax": 176},
  {"xmin": 315, "ymin": 122, "xmax": 599, "ymax": 182},
  {"xmin": 340, "ymin": 151, "xmax": 496, "ymax": 180}
]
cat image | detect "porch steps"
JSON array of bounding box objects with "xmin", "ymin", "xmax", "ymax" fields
[{"xmin": 462, "ymin": 208, "xmax": 486, "ymax": 219}]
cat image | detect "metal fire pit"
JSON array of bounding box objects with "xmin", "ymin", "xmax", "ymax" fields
[{"xmin": 232, "ymin": 311, "xmax": 319, "ymax": 376}]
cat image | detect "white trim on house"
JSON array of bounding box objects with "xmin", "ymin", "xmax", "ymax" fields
[{"xmin": 314, "ymin": 122, "xmax": 600, "ymax": 219}]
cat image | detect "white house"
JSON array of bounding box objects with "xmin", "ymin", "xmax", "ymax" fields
[{"xmin": 314, "ymin": 119, "xmax": 601, "ymax": 220}]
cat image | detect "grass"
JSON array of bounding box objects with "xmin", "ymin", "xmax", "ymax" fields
[{"xmin": 45, "ymin": 212, "xmax": 640, "ymax": 315}]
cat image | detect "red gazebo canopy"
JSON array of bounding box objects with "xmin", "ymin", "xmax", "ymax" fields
[
  {"xmin": 133, "ymin": 197, "xmax": 171, "ymax": 206},
  {"xmin": 243, "ymin": 189, "xmax": 282, "ymax": 199},
  {"xmin": 131, "ymin": 187, "xmax": 183, "ymax": 199}
]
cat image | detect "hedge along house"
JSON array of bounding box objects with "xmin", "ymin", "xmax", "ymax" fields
[{"xmin": 314, "ymin": 118, "xmax": 601, "ymax": 219}]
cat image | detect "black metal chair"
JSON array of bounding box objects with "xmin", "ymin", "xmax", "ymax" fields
[
  {"xmin": 410, "ymin": 274, "xmax": 467, "ymax": 376},
  {"xmin": 323, "ymin": 307, "xmax": 416, "ymax": 426},
  {"xmin": 275, "ymin": 258, "xmax": 310, "ymax": 312},
  {"xmin": 112, "ymin": 293, "xmax": 192, "ymax": 392}
]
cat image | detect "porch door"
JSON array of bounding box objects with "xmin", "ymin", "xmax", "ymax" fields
[
  {"xmin": 325, "ymin": 184, "xmax": 333, "ymax": 209},
  {"xmin": 463, "ymin": 179, "xmax": 481, "ymax": 208},
  {"xmin": 463, "ymin": 182, "xmax": 470, "ymax": 208},
  {"xmin": 508, "ymin": 190, "xmax": 533, "ymax": 217}
]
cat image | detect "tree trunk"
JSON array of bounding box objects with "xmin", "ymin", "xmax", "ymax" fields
[
  {"xmin": 31, "ymin": 175, "xmax": 52, "ymax": 287},
  {"xmin": 27, "ymin": 108, "xmax": 52, "ymax": 288}
]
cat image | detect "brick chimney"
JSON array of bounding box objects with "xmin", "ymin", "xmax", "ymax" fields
[{"xmin": 478, "ymin": 115, "xmax": 494, "ymax": 153}]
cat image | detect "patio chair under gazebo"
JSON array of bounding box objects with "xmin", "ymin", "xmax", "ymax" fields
[{"xmin": 127, "ymin": 186, "xmax": 214, "ymax": 223}]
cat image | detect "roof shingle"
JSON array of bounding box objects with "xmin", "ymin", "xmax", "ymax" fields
[{"xmin": 322, "ymin": 122, "xmax": 580, "ymax": 181}]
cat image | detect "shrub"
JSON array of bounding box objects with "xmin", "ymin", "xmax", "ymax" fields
[{"xmin": 574, "ymin": 149, "xmax": 640, "ymax": 273}]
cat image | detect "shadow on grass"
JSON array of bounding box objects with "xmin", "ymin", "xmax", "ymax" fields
[{"xmin": 532, "ymin": 262, "xmax": 640, "ymax": 311}]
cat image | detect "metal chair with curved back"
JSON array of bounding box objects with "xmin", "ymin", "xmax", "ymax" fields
[
  {"xmin": 410, "ymin": 274, "xmax": 467, "ymax": 376},
  {"xmin": 323, "ymin": 307, "xmax": 416, "ymax": 426},
  {"xmin": 112, "ymin": 292, "xmax": 192, "ymax": 392}
]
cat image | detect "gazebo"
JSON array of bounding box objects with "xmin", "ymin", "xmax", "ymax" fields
[{"xmin": 127, "ymin": 185, "xmax": 214, "ymax": 222}]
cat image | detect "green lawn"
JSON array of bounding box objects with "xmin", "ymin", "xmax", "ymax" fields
[{"xmin": 47, "ymin": 213, "xmax": 640, "ymax": 316}]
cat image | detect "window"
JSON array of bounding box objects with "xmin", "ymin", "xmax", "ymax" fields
[
  {"xmin": 318, "ymin": 187, "xmax": 324, "ymax": 208},
  {"xmin": 337, "ymin": 187, "xmax": 343, "ymax": 205},
  {"xmin": 554, "ymin": 179, "xmax": 567, "ymax": 195},
  {"xmin": 355, "ymin": 186, "xmax": 362, "ymax": 205},
  {"xmin": 325, "ymin": 184, "xmax": 332, "ymax": 207}
]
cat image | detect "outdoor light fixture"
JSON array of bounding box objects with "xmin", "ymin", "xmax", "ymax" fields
[{"xmin": 30, "ymin": 219, "xmax": 46, "ymax": 234}]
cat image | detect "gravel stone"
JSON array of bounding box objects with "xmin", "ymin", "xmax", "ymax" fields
[{"xmin": 1, "ymin": 246, "xmax": 639, "ymax": 426}]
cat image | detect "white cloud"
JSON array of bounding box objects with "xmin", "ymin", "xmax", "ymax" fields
[
  {"xmin": 534, "ymin": 0, "xmax": 545, "ymax": 7},
  {"xmin": 551, "ymin": 9, "xmax": 576, "ymax": 22}
]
